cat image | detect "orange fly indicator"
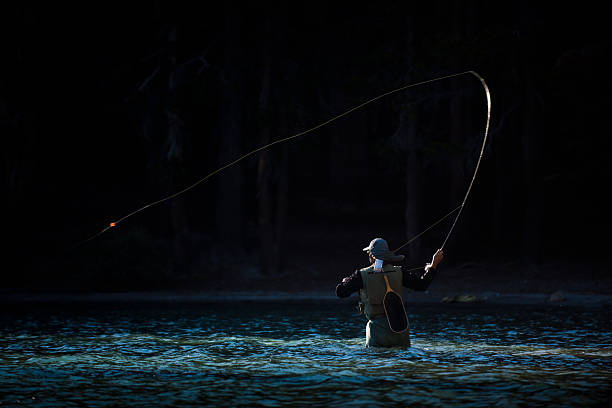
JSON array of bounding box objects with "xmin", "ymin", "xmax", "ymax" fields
[{"xmin": 110, "ymin": 222, "xmax": 116, "ymax": 227}]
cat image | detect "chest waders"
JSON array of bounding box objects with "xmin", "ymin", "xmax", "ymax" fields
[{"xmin": 359, "ymin": 265, "xmax": 411, "ymax": 347}]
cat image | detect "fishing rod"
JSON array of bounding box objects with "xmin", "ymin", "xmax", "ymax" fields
[{"xmin": 394, "ymin": 70, "xmax": 491, "ymax": 266}]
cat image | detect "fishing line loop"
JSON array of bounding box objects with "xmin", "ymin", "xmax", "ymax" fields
[{"xmin": 78, "ymin": 70, "xmax": 490, "ymax": 253}]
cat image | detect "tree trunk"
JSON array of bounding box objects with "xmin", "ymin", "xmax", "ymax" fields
[
  {"xmin": 215, "ymin": 10, "xmax": 244, "ymax": 250},
  {"xmin": 520, "ymin": 65, "xmax": 540, "ymax": 261},
  {"xmin": 519, "ymin": 2, "xmax": 540, "ymax": 262},
  {"xmin": 165, "ymin": 25, "xmax": 189, "ymax": 269},
  {"xmin": 447, "ymin": 3, "xmax": 475, "ymax": 256},
  {"xmin": 257, "ymin": 23, "xmax": 275, "ymax": 274},
  {"xmin": 402, "ymin": 16, "xmax": 421, "ymax": 263}
]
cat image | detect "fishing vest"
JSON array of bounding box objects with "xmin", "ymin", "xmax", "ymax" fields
[{"xmin": 359, "ymin": 264, "xmax": 403, "ymax": 320}]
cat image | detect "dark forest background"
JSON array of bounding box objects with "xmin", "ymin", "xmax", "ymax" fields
[{"xmin": 2, "ymin": 2, "xmax": 610, "ymax": 292}]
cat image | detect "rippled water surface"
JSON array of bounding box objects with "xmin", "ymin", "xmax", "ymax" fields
[{"xmin": 1, "ymin": 302, "xmax": 611, "ymax": 406}]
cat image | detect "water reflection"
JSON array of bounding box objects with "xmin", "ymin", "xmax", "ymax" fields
[{"xmin": 1, "ymin": 303, "xmax": 611, "ymax": 406}]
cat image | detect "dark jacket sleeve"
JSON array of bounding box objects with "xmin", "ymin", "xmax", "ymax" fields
[
  {"xmin": 335, "ymin": 269, "xmax": 363, "ymax": 298},
  {"xmin": 403, "ymin": 266, "xmax": 437, "ymax": 291}
]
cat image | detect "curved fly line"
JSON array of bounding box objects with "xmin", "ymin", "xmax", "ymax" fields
[{"xmin": 79, "ymin": 71, "xmax": 491, "ymax": 256}]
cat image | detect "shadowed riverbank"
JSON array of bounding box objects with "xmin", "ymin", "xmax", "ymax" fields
[
  {"xmin": 2, "ymin": 290, "xmax": 611, "ymax": 308},
  {"xmin": 3, "ymin": 259, "xmax": 610, "ymax": 307}
]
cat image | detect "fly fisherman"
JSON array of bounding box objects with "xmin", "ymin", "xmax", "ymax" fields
[{"xmin": 335, "ymin": 238, "xmax": 443, "ymax": 347}]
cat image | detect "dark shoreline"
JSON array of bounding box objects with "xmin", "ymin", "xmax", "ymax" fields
[{"xmin": 2, "ymin": 290, "xmax": 611, "ymax": 308}]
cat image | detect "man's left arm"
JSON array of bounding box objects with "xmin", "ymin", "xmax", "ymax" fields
[{"xmin": 403, "ymin": 266, "xmax": 437, "ymax": 291}]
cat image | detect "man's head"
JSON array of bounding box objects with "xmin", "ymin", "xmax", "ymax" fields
[{"xmin": 362, "ymin": 238, "xmax": 405, "ymax": 263}]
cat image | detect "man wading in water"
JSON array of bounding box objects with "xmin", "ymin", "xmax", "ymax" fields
[{"xmin": 336, "ymin": 238, "xmax": 443, "ymax": 347}]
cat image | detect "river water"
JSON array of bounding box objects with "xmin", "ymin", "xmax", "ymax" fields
[{"xmin": 1, "ymin": 302, "xmax": 610, "ymax": 406}]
